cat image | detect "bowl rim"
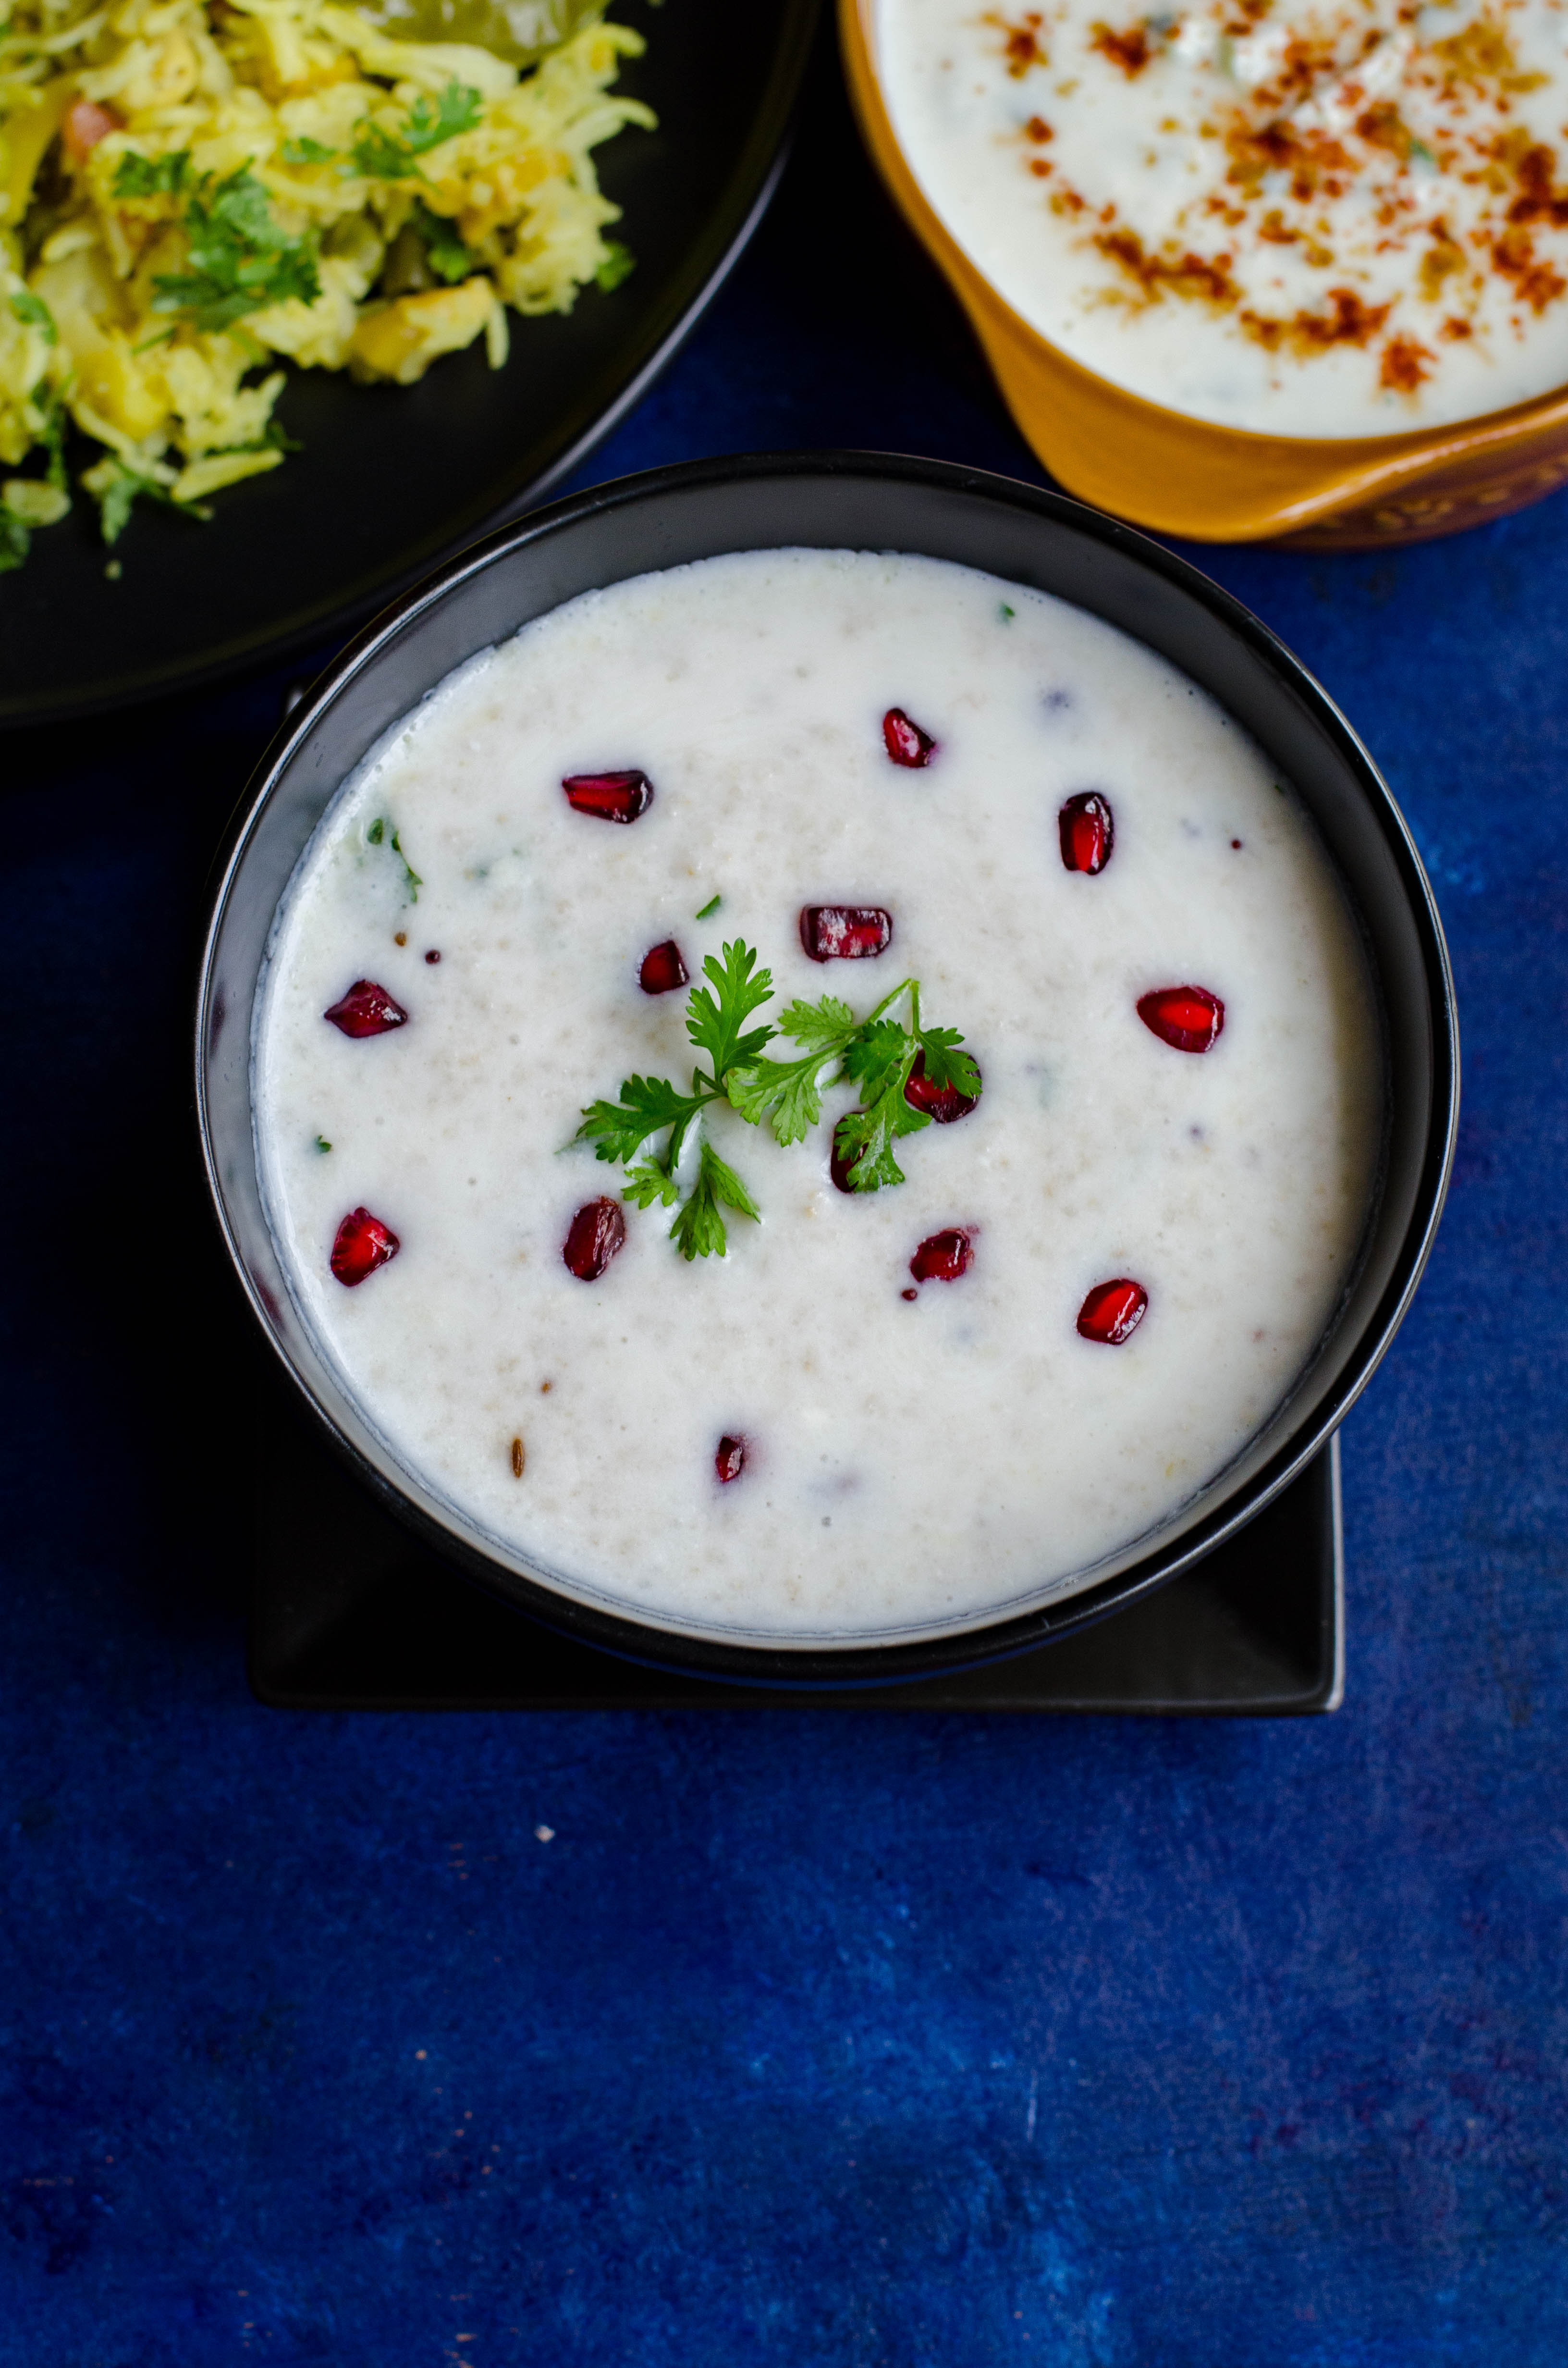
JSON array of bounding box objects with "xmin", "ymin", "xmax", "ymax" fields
[
  {"xmin": 840, "ymin": 0, "xmax": 1568, "ymax": 542},
  {"xmin": 195, "ymin": 446, "xmax": 1460, "ymax": 1689}
]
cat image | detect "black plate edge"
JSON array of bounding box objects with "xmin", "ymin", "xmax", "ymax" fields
[{"xmin": 0, "ymin": 0, "xmax": 821, "ymax": 732}]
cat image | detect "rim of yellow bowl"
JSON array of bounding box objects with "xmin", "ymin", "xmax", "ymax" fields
[{"xmin": 841, "ymin": 0, "xmax": 1568, "ymax": 542}]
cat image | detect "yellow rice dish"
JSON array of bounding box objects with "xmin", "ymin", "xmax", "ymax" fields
[{"xmin": 0, "ymin": 0, "xmax": 653, "ymax": 567}]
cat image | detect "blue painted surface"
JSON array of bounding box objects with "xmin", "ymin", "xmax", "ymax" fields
[{"xmin": 3, "ymin": 32, "xmax": 1567, "ymax": 2365}]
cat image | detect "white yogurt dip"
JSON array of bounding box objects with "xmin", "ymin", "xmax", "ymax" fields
[
  {"xmin": 878, "ymin": 0, "xmax": 1568, "ymax": 436},
  {"xmin": 253, "ymin": 547, "xmax": 1381, "ymax": 1643}
]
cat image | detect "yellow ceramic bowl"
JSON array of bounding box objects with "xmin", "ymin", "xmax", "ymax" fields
[{"xmin": 841, "ymin": 0, "xmax": 1568, "ymax": 548}]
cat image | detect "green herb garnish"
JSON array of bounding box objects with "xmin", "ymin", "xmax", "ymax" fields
[
  {"xmin": 146, "ymin": 165, "xmax": 320, "ymax": 331},
  {"xmin": 594, "ymin": 239, "xmax": 635, "ymax": 293},
  {"xmin": 366, "ymin": 817, "xmax": 422, "ymax": 900},
  {"xmin": 730, "ymin": 981, "xmax": 979, "ymax": 1191},
  {"xmin": 411, "ymin": 198, "xmax": 476, "ymax": 283},
  {"xmin": 36, "ymin": 392, "xmax": 67, "ymax": 492},
  {"xmin": 86, "ymin": 458, "xmax": 208, "ymax": 546},
  {"xmin": 0, "ymin": 509, "xmax": 29, "ymax": 574},
  {"xmin": 315, "ymin": 1134, "xmax": 332, "ymax": 1153},
  {"xmin": 280, "ymin": 136, "xmax": 337, "ymax": 167},
  {"xmin": 112, "ymin": 149, "xmax": 193, "ymax": 200},
  {"xmin": 348, "ymin": 80, "xmax": 483, "ymax": 181},
  {"xmin": 694, "ymin": 893, "xmax": 722, "ymax": 919},
  {"xmin": 10, "ymin": 288, "xmax": 57, "ymax": 345},
  {"xmin": 998, "ymin": 602, "xmax": 1015, "ymax": 621},
  {"xmin": 575, "ymin": 939, "xmax": 981, "ymax": 1257}
]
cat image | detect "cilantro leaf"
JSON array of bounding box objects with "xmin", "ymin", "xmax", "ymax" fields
[
  {"xmin": 622, "ymin": 1159, "xmax": 682, "ymax": 1211},
  {"xmin": 833, "ymin": 1090, "xmax": 929, "ymax": 1194},
  {"xmin": 348, "ymin": 81, "xmax": 483, "ymax": 181},
  {"xmin": 113, "ymin": 149, "xmax": 192, "ymax": 200},
  {"xmin": 280, "ymin": 136, "xmax": 336, "ymax": 166},
  {"xmin": 724, "ymin": 990, "xmax": 864, "ymax": 1147},
  {"xmin": 594, "ymin": 240, "xmax": 635, "ymax": 294},
  {"xmin": 412, "ymin": 199, "xmax": 475, "ymax": 284},
  {"xmin": 723, "ymin": 1050, "xmax": 831, "ymax": 1147},
  {"xmin": 916, "ymin": 1024, "xmax": 981, "ymax": 1101},
  {"xmin": 150, "ymin": 167, "xmax": 320, "ymax": 330},
  {"xmin": 685, "ymin": 939, "xmax": 775, "ymax": 1084},
  {"xmin": 87, "ymin": 459, "xmax": 207, "ymax": 546},
  {"xmin": 668, "ymin": 1141, "xmax": 761, "ymax": 1262},
  {"xmin": 695, "ymin": 893, "xmax": 721, "ymax": 919},
  {"xmin": 576, "ymin": 1075, "xmax": 713, "ymax": 1169},
  {"xmin": 36, "ymin": 393, "xmax": 67, "ymax": 491},
  {"xmin": 10, "ymin": 288, "xmax": 56, "ymax": 345},
  {"xmin": 775, "ymin": 993, "xmax": 856, "ymax": 1054},
  {"xmin": 842, "ymin": 1017, "xmax": 915, "ymax": 1106}
]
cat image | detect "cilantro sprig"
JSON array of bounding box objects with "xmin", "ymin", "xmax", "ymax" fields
[
  {"xmin": 575, "ymin": 939, "xmax": 981, "ymax": 1259},
  {"xmin": 152, "ymin": 167, "xmax": 320, "ymax": 329},
  {"xmin": 730, "ymin": 980, "xmax": 980, "ymax": 1192},
  {"xmin": 348, "ymin": 81, "xmax": 483, "ymax": 181},
  {"xmin": 113, "ymin": 153, "xmax": 320, "ymax": 330}
]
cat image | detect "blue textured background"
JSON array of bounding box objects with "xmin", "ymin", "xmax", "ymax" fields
[{"xmin": 4, "ymin": 30, "xmax": 1565, "ymax": 2363}]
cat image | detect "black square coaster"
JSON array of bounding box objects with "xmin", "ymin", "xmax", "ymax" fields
[{"xmin": 249, "ymin": 1385, "xmax": 1343, "ymax": 1714}]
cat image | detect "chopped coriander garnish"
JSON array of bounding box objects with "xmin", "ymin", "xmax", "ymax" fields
[
  {"xmin": 694, "ymin": 893, "xmax": 722, "ymax": 919},
  {"xmin": 998, "ymin": 602, "xmax": 1015, "ymax": 621},
  {"xmin": 366, "ymin": 817, "xmax": 422, "ymax": 901},
  {"xmin": 112, "ymin": 150, "xmax": 192, "ymax": 200},
  {"xmin": 730, "ymin": 979, "xmax": 979, "ymax": 1191},
  {"xmin": 281, "ymin": 136, "xmax": 336, "ymax": 167},
  {"xmin": 36, "ymin": 392, "xmax": 67, "ymax": 492},
  {"xmin": 594, "ymin": 239, "xmax": 635, "ymax": 294},
  {"xmin": 9, "ymin": 288, "xmax": 57, "ymax": 345},
  {"xmin": 576, "ymin": 939, "xmax": 981, "ymax": 1258},
  {"xmin": 411, "ymin": 199, "xmax": 475, "ymax": 284},
  {"xmin": 348, "ymin": 81, "xmax": 483, "ymax": 181},
  {"xmin": 148, "ymin": 166, "xmax": 320, "ymax": 331},
  {"xmin": 315, "ymin": 1134, "xmax": 332, "ymax": 1153},
  {"xmin": 85, "ymin": 457, "xmax": 208, "ymax": 546}
]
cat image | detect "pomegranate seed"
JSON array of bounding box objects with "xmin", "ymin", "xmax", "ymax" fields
[
  {"xmin": 562, "ymin": 769, "xmax": 653, "ymax": 824},
  {"xmin": 63, "ymin": 99, "xmax": 119, "ymax": 163},
  {"xmin": 883, "ymin": 708, "xmax": 937, "ymax": 767},
  {"xmin": 715, "ymin": 1434, "xmax": 746, "ymax": 1484},
  {"xmin": 639, "ymin": 938, "xmax": 688, "ymax": 995},
  {"xmin": 901, "ymin": 1287, "xmax": 919, "ymax": 1301},
  {"xmin": 563, "ymin": 1196, "xmax": 626, "ymax": 1281},
  {"xmin": 800, "ymin": 906, "xmax": 892, "ymax": 962},
  {"xmin": 1058, "ymin": 791, "xmax": 1114, "ymax": 874},
  {"xmin": 330, "ymin": 1207, "xmax": 400, "ymax": 1287},
  {"xmin": 909, "ymin": 1228, "xmax": 973, "ymax": 1283},
  {"xmin": 1137, "ymin": 984, "xmax": 1225, "ymax": 1054},
  {"xmin": 323, "ymin": 979, "xmax": 408, "ymax": 1037},
  {"xmin": 424, "ymin": 949, "xmax": 441, "ymax": 964},
  {"xmin": 1077, "ymin": 1278, "xmax": 1148, "ymax": 1344},
  {"xmin": 904, "ymin": 1048, "xmax": 979, "ymax": 1124}
]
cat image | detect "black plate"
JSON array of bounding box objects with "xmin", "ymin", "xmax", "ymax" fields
[
  {"xmin": 251, "ymin": 1365, "xmax": 1346, "ymax": 1713},
  {"xmin": 0, "ymin": 0, "xmax": 817, "ymax": 728}
]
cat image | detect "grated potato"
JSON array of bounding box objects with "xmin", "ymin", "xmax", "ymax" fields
[{"xmin": 0, "ymin": 0, "xmax": 652, "ymax": 567}]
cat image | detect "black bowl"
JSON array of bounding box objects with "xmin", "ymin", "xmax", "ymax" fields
[{"xmin": 196, "ymin": 451, "xmax": 1458, "ymax": 1688}]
